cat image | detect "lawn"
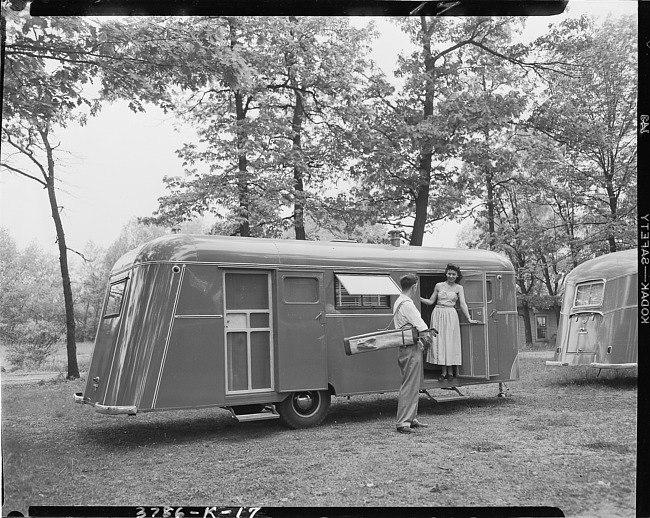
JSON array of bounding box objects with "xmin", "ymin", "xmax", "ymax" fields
[{"xmin": 1, "ymin": 350, "xmax": 637, "ymax": 517}]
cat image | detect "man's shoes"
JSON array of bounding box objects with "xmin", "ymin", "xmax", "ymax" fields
[
  {"xmin": 411, "ymin": 421, "xmax": 429, "ymax": 428},
  {"xmin": 397, "ymin": 426, "xmax": 415, "ymax": 434}
]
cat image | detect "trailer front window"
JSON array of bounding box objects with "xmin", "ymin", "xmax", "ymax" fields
[
  {"xmin": 104, "ymin": 279, "xmax": 128, "ymax": 318},
  {"xmin": 574, "ymin": 281, "xmax": 604, "ymax": 307}
]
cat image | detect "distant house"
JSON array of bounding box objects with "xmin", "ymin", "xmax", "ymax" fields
[{"xmin": 517, "ymin": 306, "xmax": 558, "ymax": 349}]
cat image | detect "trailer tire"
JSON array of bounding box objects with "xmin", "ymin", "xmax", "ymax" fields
[{"xmin": 277, "ymin": 390, "xmax": 331, "ymax": 429}]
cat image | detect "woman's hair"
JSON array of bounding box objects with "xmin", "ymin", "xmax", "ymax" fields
[{"xmin": 445, "ymin": 263, "xmax": 463, "ymax": 282}]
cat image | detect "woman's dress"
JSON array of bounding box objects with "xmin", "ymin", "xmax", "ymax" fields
[{"xmin": 426, "ymin": 284, "xmax": 462, "ymax": 366}]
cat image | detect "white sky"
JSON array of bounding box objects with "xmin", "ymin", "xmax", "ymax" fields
[{"xmin": 0, "ymin": 1, "xmax": 637, "ymax": 252}]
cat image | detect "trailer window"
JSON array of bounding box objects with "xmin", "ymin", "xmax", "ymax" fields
[
  {"xmin": 334, "ymin": 274, "xmax": 398, "ymax": 309},
  {"xmin": 104, "ymin": 279, "xmax": 127, "ymax": 318},
  {"xmin": 574, "ymin": 282, "xmax": 604, "ymax": 307},
  {"xmin": 225, "ymin": 273, "xmax": 269, "ymax": 310},
  {"xmin": 283, "ymin": 277, "xmax": 319, "ymax": 304},
  {"xmin": 176, "ymin": 266, "xmax": 220, "ymax": 315}
]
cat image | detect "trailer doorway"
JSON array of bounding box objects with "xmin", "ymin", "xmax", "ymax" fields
[{"xmin": 418, "ymin": 272, "xmax": 491, "ymax": 381}]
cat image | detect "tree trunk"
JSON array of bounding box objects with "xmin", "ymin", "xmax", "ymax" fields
[
  {"xmin": 519, "ymin": 300, "xmax": 534, "ymax": 347},
  {"xmin": 292, "ymin": 89, "xmax": 306, "ymax": 241},
  {"xmin": 40, "ymin": 128, "xmax": 79, "ymax": 379},
  {"xmin": 235, "ymin": 90, "xmax": 251, "ymax": 237},
  {"xmin": 411, "ymin": 17, "xmax": 436, "ymax": 247},
  {"xmin": 605, "ymin": 152, "xmax": 618, "ymax": 253},
  {"xmin": 485, "ymin": 169, "xmax": 496, "ymax": 250}
]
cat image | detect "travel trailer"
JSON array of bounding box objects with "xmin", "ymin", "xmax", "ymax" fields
[
  {"xmin": 546, "ymin": 248, "xmax": 638, "ymax": 373},
  {"xmin": 75, "ymin": 234, "xmax": 520, "ymax": 428}
]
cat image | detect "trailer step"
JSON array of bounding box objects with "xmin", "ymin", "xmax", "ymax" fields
[
  {"xmin": 422, "ymin": 387, "xmax": 469, "ymax": 403},
  {"xmin": 229, "ymin": 405, "xmax": 280, "ymax": 422}
]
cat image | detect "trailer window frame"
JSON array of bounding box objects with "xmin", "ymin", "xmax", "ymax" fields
[
  {"xmin": 103, "ymin": 278, "xmax": 128, "ymax": 319},
  {"xmin": 573, "ymin": 280, "xmax": 605, "ymax": 308},
  {"xmin": 334, "ymin": 274, "xmax": 398, "ymax": 309},
  {"xmin": 282, "ymin": 275, "xmax": 321, "ymax": 305}
]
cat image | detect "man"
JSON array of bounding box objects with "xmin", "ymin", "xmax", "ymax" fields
[{"xmin": 394, "ymin": 273, "xmax": 430, "ymax": 434}]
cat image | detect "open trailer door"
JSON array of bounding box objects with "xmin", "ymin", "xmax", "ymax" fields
[{"xmin": 459, "ymin": 272, "xmax": 490, "ymax": 380}]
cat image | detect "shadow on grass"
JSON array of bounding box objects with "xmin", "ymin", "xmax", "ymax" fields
[
  {"xmin": 84, "ymin": 411, "xmax": 288, "ymax": 450},
  {"xmin": 82, "ymin": 392, "xmax": 516, "ymax": 449}
]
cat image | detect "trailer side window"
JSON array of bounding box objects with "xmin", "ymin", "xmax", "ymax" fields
[
  {"xmin": 574, "ymin": 281, "xmax": 604, "ymax": 307},
  {"xmin": 283, "ymin": 277, "xmax": 319, "ymax": 304},
  {"xmin": 334, "ymin": 274, "xmax": 399, "ymax": 309},
  {"xmin": 104, "ymin": 279, "xmax": 128, "ymax": 318}
]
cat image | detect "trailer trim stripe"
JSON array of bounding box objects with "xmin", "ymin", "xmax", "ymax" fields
[
  {"xmin": 174, "ymin": 315, "xmax": 224, "ymax": 319},
  {"xmin": 152, "ymin": 265, "xmax": 186, "ymax": 409},
  {"xmin": 114, "ymin": 259, "xmax": 516, "ymax": 276}
]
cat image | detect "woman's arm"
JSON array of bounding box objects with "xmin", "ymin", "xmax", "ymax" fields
[
  {"xmin": 420, "ymin": 284, "xmax": 439, "ymax": 306},
  {"xmin": 458, "ymin": 285, "xmax": 480, "ymax": 324}
]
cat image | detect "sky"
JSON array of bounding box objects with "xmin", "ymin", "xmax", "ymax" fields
[{"xmin": 0, "ymin": 0, "xmax": 638, "ymax": 254}]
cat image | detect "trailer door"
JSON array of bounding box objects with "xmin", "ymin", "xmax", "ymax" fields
[
  {"xmin": 459, "ymin": 272, "xmax": 490, "ymax": 379},
  {"xmin": 224, "ymin": 271, "xmax": 274, "ymax": 394},
  {"xmin": 566, "ymin": 280, "xmax": 605, "ymax": 356},
  {"xmin": 276, "ymin": 271, "xmax": 327, "ymax": 392}
]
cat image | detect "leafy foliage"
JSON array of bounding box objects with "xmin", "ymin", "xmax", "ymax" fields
[
  {"xmin": 4, "ymin": 321, "xmax": 62, "ymax": 371},
  {"xmin": 528, "ymin": 14, "xmax": 637, "ymax": 254},
  {"xmin": 0, "ymin": 229, "xmax": 64, "ymax": 369},
  {"xmin": 144, "ymin": 16, "xmax": 378, "ymax": 239}
]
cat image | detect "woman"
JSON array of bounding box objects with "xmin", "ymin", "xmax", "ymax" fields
[{"xmin": 420, "ymin": 264, "xmax": 480, "ymax": 381}]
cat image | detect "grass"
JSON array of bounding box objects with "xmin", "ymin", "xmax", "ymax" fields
[{"xmin": 1, "ymin": 350, "xmax": 638, "ymax": 517}]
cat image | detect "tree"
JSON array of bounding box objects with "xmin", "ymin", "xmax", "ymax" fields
[
  {"xmin": 102, "ymin": 218, "xmax": 168, "ymax": 274},
  {"xmin": 0, "ymin": 229, "xmax": 66, "ymax": 368},
  {"xmin": 72, "ymin": 241, "xmax": 108, "ymax": 342},
  {"xmin": 2, "ymin": 11, "xmax": 234, "ymax": 376},
  {"xmin": 529, "ymin": 14, "xmax": 637, "ymax": 254},
  {"xmin": 2, "ymin": 11, "xmax": 95, "ymax": 377},
  {"xmin": 146, "ymin": 17, "xmax": 377, "ymax": 240},
  {"xmin": 347, "ymin": 16, "xmax": 568, "ymax": 245}
]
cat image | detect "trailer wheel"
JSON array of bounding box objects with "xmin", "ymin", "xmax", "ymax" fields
[{"xmin": 277, "ymin": 390, "xmax": 331, "ymax": 429}]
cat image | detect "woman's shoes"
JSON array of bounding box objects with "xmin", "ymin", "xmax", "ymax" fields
[
  {"xmin": 445, "ymin": 373, "xmax": 454, "ymax": 380},
  {"xmin": 438, "ymin": 374, "xmax": 446, "ymax": 382}
]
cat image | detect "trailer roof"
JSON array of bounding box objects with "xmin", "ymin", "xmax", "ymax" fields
[
  {"xmin": 566, "ymin": 248, "xmax": 637, "ymax": 282},
  {"xmin": 112, "ymin": 234, "xmax": 514, "ymax": 274}
]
